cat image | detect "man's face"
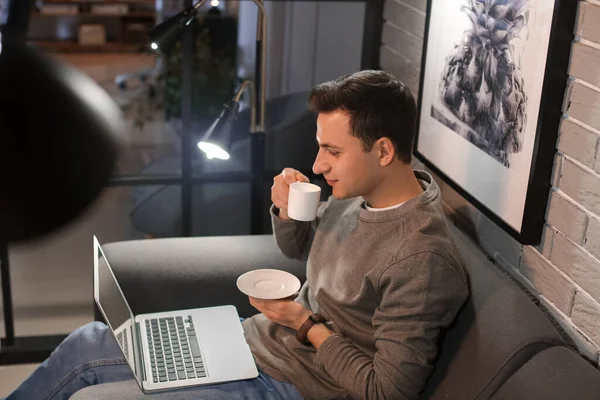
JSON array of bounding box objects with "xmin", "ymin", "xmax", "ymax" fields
[{"xmin": 312, "ymin": 111, "xmax": 382, "ymax": 200}]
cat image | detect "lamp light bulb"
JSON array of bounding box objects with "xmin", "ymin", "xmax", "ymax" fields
[{"xmin": 198, "ymin": 142, "xmax": 230, "ymax": 160}]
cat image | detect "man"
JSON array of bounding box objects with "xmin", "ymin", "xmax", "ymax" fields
[{"xmin": 7, "ymin": 70, "xmax": 469, "ymax": 400}]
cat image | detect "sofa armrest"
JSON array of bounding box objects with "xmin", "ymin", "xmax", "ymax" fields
[
  {"xmin": 491, "ymin": 346, "xmax": 600, "ymax": 400},
  {"xmin": 101, "ymin": 234, "xmax": 307, "ymax": 318}
]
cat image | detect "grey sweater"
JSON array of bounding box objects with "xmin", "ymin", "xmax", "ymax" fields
[{"xmin": 242, "ymin": 170, "xmax": 469, "ymax": 400}]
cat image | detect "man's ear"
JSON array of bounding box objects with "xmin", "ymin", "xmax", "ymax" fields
[{"xmin": 377, "ymin": 138, "xmax": 396, "ymax": 167}]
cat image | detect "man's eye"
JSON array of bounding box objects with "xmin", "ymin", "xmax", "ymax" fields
[{"xmin": 328, "ymin": 150, "xmax": 340, "ymax": 157}]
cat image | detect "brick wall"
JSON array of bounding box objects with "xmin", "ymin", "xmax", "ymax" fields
[{"xmin": 380, "ymin": 0, "xmax": 600, "ymax": 367}]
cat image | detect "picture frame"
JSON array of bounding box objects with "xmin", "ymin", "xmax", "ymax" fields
[{"xmin": 414, "ymin": 0, "xmax": 579, "ymax": 245}]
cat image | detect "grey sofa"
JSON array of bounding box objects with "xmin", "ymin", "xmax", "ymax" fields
[{"xmin": 72, "ymin": 226, "xmax": 600, "ymax": 399}]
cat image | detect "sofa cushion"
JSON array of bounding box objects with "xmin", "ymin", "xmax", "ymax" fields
[
  {"xmin": 491, "ymin": 346, "xmax": 600, "ymax": 400},
  {"xmin": 420, "ymin": 227, "xmax": 566, "ymax": 399}
]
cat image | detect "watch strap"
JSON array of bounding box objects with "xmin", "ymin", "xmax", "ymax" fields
[{"xmin": 296, "ymin": 313, "xmax": 325, "ymax": 345}]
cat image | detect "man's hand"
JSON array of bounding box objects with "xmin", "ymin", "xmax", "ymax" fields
[
  {"xmin": 249, "ymin": 297, "xmax": 334, "ymax": 348},
  {"xmin": 249, "ymin": 297, "xmax": 312, "ymax": 331},
  {"xmin": 271, "ymin": 168, "xmax": 310, "ymax": 220}
]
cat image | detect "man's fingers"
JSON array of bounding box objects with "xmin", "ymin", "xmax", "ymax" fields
[
  {"xmin": 250, "ymin": 297, "xmax": 263, "ymax": 306},
  {"xmin": 295, "ymin": 173, "xmax": 310, "ymax": 183},
  {"xmin": 282, "ymin": 169, "xmax": 298, "ymax": 185},
  {"xmin": 273, "ymin": 195, "xmax": 288, "ymax": 207},
  {"xmin": 249, "ymin": 297, "xmax": 263, "ymax": 310},
  {"xmin": 281, "ymin": 168, "xmax": 310, "ymax": 186},
  {"xmin": 271, "ymin": 196, "xmax": 288, "ymax": 210},
  {"xmin": 252, "ymin": 298, "xmax": 279, "ymax": 310}
]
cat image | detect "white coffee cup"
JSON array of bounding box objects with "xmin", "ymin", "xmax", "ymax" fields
[{"xmin": 287, "ymin": 182, "xmax": 321, "ymax": 221}]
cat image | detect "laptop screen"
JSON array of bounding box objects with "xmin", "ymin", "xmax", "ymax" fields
[{"xmin": 93, "ymin": 236, "xmax": 144, "ymax": 387}]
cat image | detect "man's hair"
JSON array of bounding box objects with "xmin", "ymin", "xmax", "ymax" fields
[{"xmin": 308, "ymin": 70, "xmax": 417, "ymax": 164}]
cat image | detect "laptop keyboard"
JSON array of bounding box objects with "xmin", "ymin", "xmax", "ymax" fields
[
  {"xmin": 116, "ymin": 329, "xmax": 129, "ymax": 361},
  {"xmin": 146, "ymin": 315, "xmax": 207, "ymax": 383}
]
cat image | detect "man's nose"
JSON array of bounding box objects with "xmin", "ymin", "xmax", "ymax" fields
[{"xmin": 313, "ymin": 151, "xmax": 329, "ymax": 175}]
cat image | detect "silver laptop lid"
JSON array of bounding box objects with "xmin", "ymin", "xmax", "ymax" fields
[{"xmin": 93, "ymin": 236, "xmax": 144, "ymax": 388}]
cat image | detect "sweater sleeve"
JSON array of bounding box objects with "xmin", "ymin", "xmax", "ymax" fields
[
  {"xmin": 315, "ymin": 252, "xmax": 469, "ymax": 400},
  {"xmin": 270, "ymin": 202, "xmax": 325, "ymax": 261}
]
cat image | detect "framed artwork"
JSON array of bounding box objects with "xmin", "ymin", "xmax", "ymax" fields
[{"xmin": 414, "ymin": 0, "xmax": 579, "ymax": 244}]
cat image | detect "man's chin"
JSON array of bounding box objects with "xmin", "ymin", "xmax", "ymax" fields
[{"xmin": 331, "ymin": 188, "xmax": 346, "ymax": 200}]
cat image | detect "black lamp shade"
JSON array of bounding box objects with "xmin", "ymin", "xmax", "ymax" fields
[
  {"xmin": 147, "ymin": 7, "xmax": 197, "ymax": 55},
  {"xmin": 198, "ymin": 101, "xmax": 240, "ymax": 160},
  {"xmin": 0, "ymin": 42, "xmax": 123, "ymax": 243}
]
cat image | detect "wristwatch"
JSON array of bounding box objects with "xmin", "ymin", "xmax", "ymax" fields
[{"xmin": 296, "ymin": 313, "xmax": 325, "ymax": 345}]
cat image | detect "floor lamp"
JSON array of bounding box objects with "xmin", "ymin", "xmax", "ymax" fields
[{"xmin": 147, "ymin": 0, "xmax": 267, "ymax": 235}]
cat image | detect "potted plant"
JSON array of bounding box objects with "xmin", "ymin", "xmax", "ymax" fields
[{"xmin": 164, "ymin": 13, "xmax": 239, "ymax": 134}]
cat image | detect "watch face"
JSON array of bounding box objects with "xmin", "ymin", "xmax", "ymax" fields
[{"xmin": 310, "ymin": 314, "xmax": 323, "ymax": 323}]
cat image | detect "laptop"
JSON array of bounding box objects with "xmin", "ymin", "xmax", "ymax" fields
[{"xmin": 93, "ymin": 236, "xmax": 259, "ymax": 394}]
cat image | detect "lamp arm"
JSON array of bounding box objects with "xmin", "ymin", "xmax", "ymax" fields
[
  {"xmin": 190, "ymin": 0, "xmax": 266, "ymax": 132},
  {"xmin": 254, "ymin": 0, "xmax": 267, "ymax": 132},
  {"xmin": 192, "ymin": 0, "xmax": 209, "ymax": 11},
  {"xmin": 233, "ymin": 80, "xmax": 257, "ymax": 132}
]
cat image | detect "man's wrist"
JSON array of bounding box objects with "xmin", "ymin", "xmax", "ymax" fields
[
  {"xmin": 296, "ymin": 313, "xmax": 329, "ymax": 346},
  {"xmin": 294, "ymin": 310, "xmax": 313, "ymax": 331},
  {"xmin": 306, "ymin": 323, "xmax": 333, "ymax": 349}
]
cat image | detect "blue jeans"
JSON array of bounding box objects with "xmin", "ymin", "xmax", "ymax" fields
[{"xmin": 6, "ymin": 322, "xmax": 303, "ymax": 400}]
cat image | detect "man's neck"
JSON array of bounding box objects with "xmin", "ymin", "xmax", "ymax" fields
[{"xmin": 364, "ymin": 164, "xmax": 424, "ymax": 209}]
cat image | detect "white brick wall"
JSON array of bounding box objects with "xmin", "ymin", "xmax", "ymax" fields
[
  {"xmin": 380, "ymin": 0, "xmax": 425, "ymax": 97},
  {"xmin": 573, "ymin": 291, "xmax": 600, "ymax": 345},
  {"xmin": 519, "ymin": 246, "xmax": 576, "ymax": 315},
  {"xmin": 559, "ymin": 158, "xmax": 600, "ymax": 216},
  {"xmin": 383, "ymin": 0, "xmax": 600, "ymax": 366},
  {"xmin": 546, "ymin": 189, "xmax": 588, "ymax": 244},
  {"xmin": 556, "ymin": 118, "xmax": 599, "ymax": 169},
  {"xmin": 566, "ymin": 81, "xmax": 600, "ymax": 132},
  {"xmin": 587, "ymin": 216, "xmax": 600, "ymax": 259}
]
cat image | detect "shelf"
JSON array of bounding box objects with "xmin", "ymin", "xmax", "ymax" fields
[
  {"xmin": 42, "ymin": 0, "xmax": 156, "ymax": 4},
  {"xmin": 28, "ymin": 40, "xmax": 150, "ymax": 53},
  {"xmin": 34, "ymin": 11, "xmax": 155, "ymax": 17}
]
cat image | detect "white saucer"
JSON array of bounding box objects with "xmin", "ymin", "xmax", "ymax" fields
[{"xmin": 236, "ymin": 269, "xmax": 301, "ymax": 300}]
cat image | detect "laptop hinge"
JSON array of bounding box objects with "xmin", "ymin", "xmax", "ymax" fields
[{"xmin": 135, "ymin": 322, "xmax": 146, "ymax": 382}]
